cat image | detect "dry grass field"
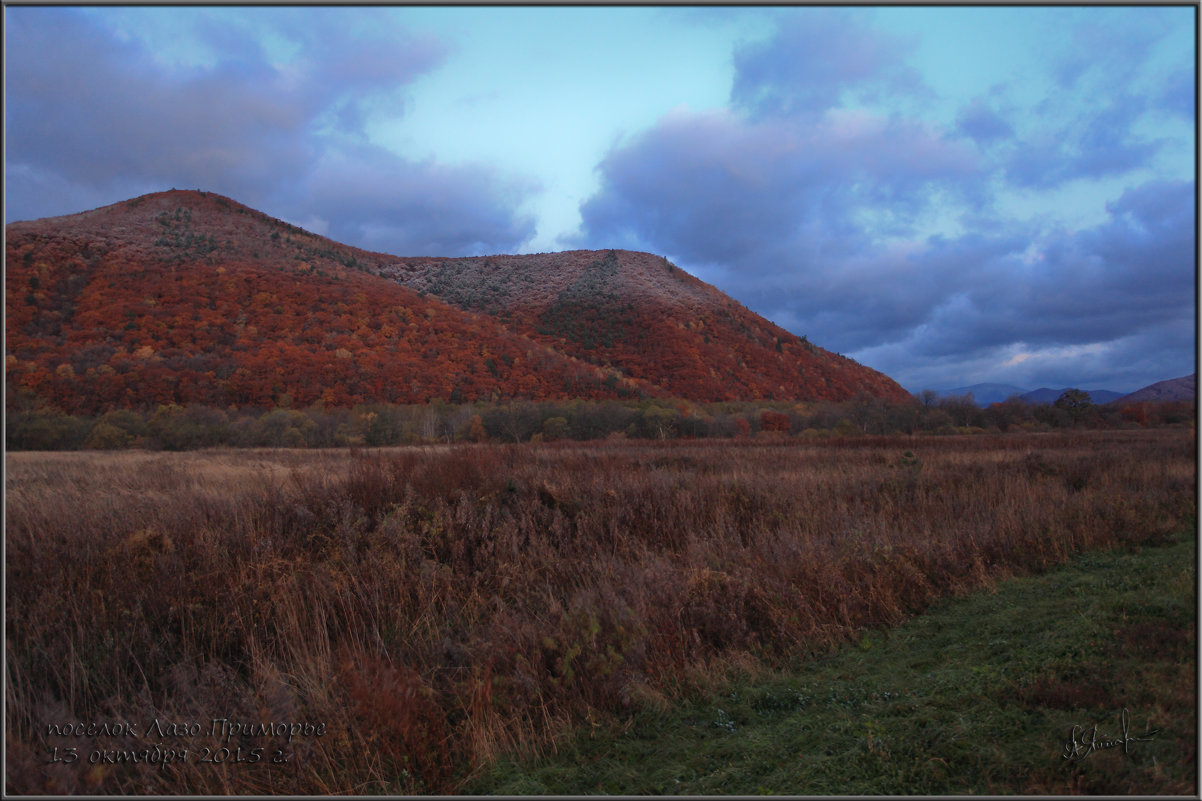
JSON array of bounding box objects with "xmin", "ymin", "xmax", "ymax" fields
[{"xmin": 5, "ymin": 430, "xmax": 1195, "ymax": 794}]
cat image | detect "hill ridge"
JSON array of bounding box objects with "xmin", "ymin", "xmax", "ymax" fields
[
  {"xmin": 379, "ymin": 247, "xmax": 910, "ymax": 403},
  {"xmin": 1116, "ymin": 374, "xmax": 1196, "ymax": 404},
  {"xmin": 6, "ymin": 189, "xmax": 912, "ymax": 412}
]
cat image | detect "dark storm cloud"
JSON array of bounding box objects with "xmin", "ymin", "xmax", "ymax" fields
[
  {"xmin": 576, "ymin": 11, "xmax": 1193, "ymax": 391},
  {"xmin": 812, "ymin": 179, "xmax": 1193, "ymax": 367},
  {"xmin": 4, "ymin": 8, "xmax": 540, "ymax": 256},
  {"xmin": 575, "ymin": 99, "xmax": 981, "ymax": 355},
  {"xmin": 7, "ymin": 10, "xmax": 349, "ymax": 206},
  {"xmin": 298, "ymin": 144, "xmax": 539, "ymax": 257},
  {"xmin": 978, "ymin": 181, "xmax": 1192, "ymax": 348},
  {"xmin": 578, "ymin": 107, "xmax": 979, "ymax": 273},
  {"xmin": 578, "ymin": 110, "xmax": 842, "ymax": 265},
  {"xmin": 577, "ymin": 10, "xmax": 981, "ymax": 354},
  {"xmin": 860, "ymin": 179, "xmax": 1195, "ymax": 391}
]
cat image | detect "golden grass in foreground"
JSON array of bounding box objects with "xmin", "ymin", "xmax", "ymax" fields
[{"xmin": 5, "ymin": 430, "xmax": 1196, "ymax": 793}]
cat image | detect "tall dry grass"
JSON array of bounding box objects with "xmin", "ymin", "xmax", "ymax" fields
[{"xmin": 5, "ymin": 430, "xmax": 1195, "ymax": 793}]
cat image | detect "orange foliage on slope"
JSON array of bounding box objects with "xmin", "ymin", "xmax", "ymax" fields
[
  {"xmin": 5, "ymin": 191, "xmax": 654, "ymax": 414},
  {"xmin": 6, "ymin": 189, "xmax": 912, "ymax": 413},
  {"xmin": 380, "ymin": 249, "xmax": 913, "ymax": 404}
]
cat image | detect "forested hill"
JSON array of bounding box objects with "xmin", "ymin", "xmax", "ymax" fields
[
  {"xmin": 379, "ymin": 249, "xmax": 911, "ymax": 403},
  {"xmin": 6, "ymin": 190, "xmax": 656, "ymax": 413},
  {"xmin": 6, "ymin": 189, "xmax": 910, "ymax": 413}
]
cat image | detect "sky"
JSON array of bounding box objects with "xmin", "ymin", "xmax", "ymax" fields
[{"xmin": 5, "ymin": 5, "xmax": 1196, "ymax": 394}]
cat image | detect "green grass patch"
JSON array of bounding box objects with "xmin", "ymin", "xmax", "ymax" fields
[{"xmin": 468, "ymin": 531, "xmax": 1197, "ymax": 795}]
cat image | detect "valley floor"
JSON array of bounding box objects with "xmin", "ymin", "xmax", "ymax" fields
[
  {"xmin": 5, "ymin": 430, "xmax": 1195, "ymax": 794},
  {"xmin": 469, "ymin": 525, "xmax": 1196, "ymax": 794}
]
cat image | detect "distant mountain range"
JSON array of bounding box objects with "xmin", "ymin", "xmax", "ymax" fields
[
  {"xmin": 932, "ymin": 383, "xmax": 1029, "ymax": 406},
  {"xmin": 933, "ymin": 376, "xmax": 1195, "ymax": 407},
  {"xmin": 5, "ymin": 190, "xmax": 910, "ymax": 415},
  {"xmin": 1020, "ymin": 387, "xmax": 1126, "ymax": 405}
]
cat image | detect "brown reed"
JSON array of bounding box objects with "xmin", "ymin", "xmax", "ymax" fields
[{"xmin": 5, "ymin": 429, "xmax": 1195, "ymax": 793}]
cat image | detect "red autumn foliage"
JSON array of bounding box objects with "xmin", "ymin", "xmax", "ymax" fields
[
  {"xmin": 760, "ymin": 410, "xmax": 792, "ymax": 433},
  {"xmin": 6, "ymin": 191, "xmax": 654, "ymax": 414},
  {"xmin": 6, "ymin": 190, "xmax": 911, "ymax": 413},
  {"xmin": 381, "ymin": 249, "xmax": 913, "ymax": 404}
]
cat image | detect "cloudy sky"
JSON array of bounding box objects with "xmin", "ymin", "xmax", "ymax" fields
[{"xmin": 5, "ymin": 6, "xmax": 1196, "ymax": 394}]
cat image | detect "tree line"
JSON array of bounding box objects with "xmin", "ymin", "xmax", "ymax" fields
[{"xmin": 5, "ymin": 388, "xmax": 1193, "ymax": 451}]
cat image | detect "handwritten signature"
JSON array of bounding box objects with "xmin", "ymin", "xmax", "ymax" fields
[{"xmin": 1062, "ymin": 708, "xmax": 1161, "ymax": 762}]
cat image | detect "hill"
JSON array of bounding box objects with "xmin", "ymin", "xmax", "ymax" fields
[
  {"xmin": 934, "ymin": 383, "xmax": 1029, "ymax": 406},
  {"xmin": 5, "ymin": 191, "xmax": 656, "ymax": 414},
  {"xmin": 1116, "ymin": 374, "xmax": 1196, "ymax": 404},
  {"xmin": 935, "ymin": 384, "xmax": 1128, "ymax": 407},
  {"xmin": 376, "ymin": 250, "xmax": 910, "ymax": 403},
  {"xmin": 6, "ymin": 190, "xmax": 910, "ymax": 413},
  {"xmin": 1020, "ymin": 387, "xmax": 1124, "ymax": 405}
]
